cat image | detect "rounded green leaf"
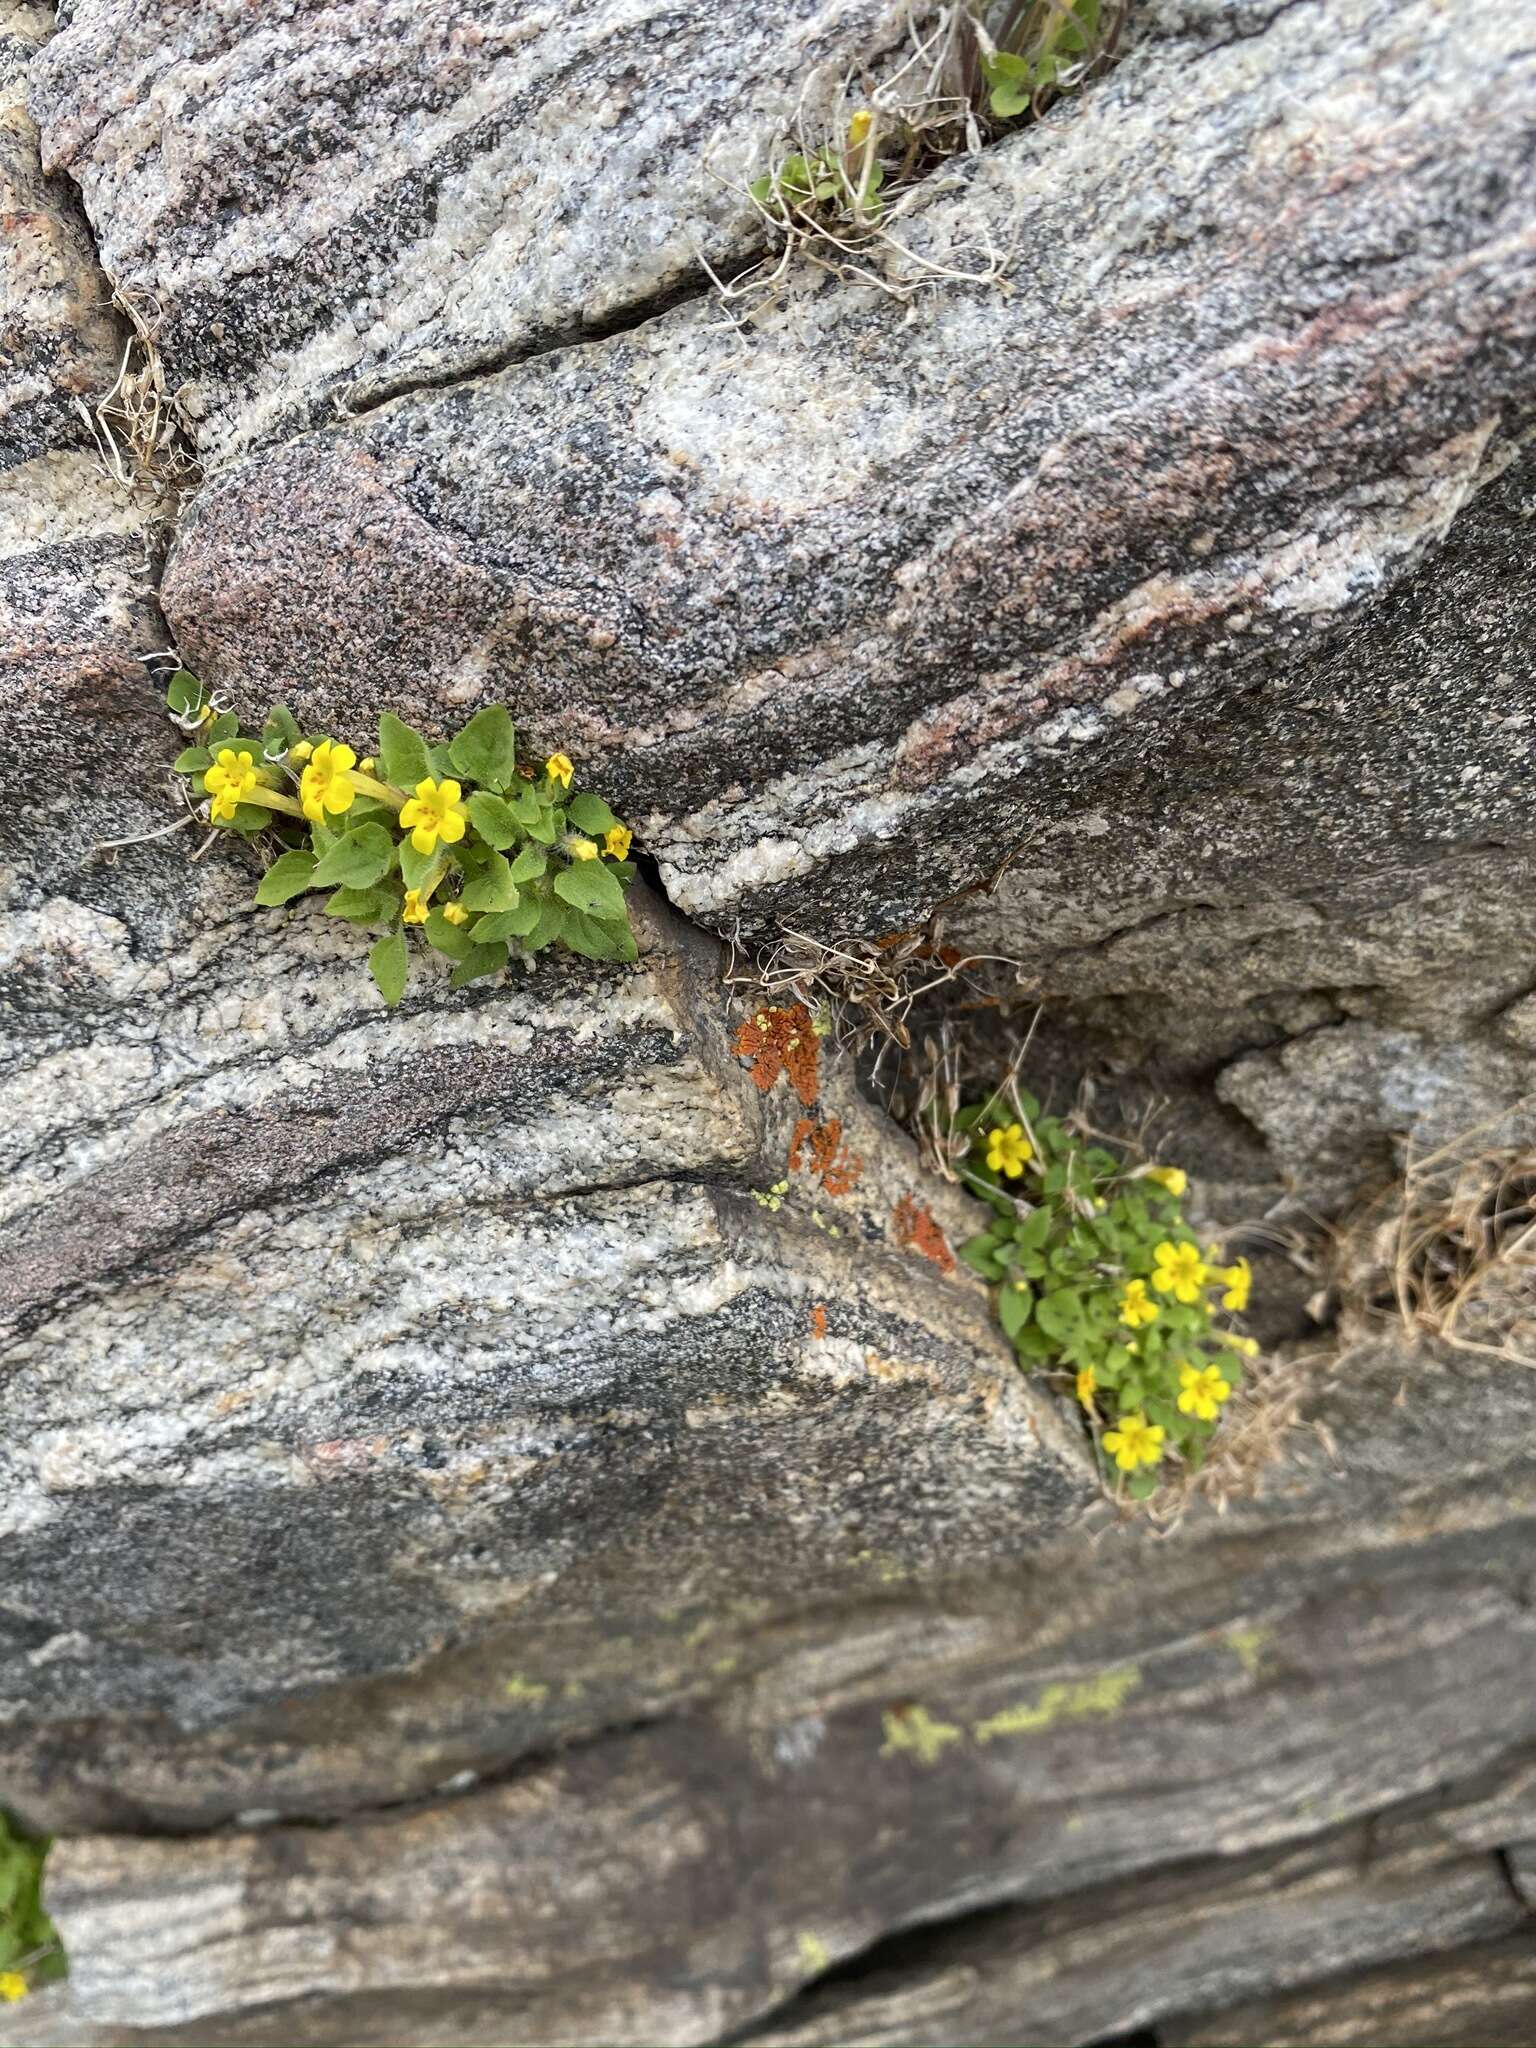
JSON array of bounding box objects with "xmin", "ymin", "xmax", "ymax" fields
[
  {"xmin": 255, "ymin": 849, "xmax": 320, "ymax": 906},
  {"xmin": 368, "ymin": 929, "xmax": 409, "ymax": 1007},
  {"xmin": 553, "ymin": 859, "xmax": 627, "ymax": 922},
  {"xmin": 377, "ymin": 711, "xmax": 432, "ymax": 791},
  {"xmin": 310, "ymin": 823, "xmax": 395, "ymax": 889},
  {"xmin": 466, "ymin": 791, "xmax": 519, "ymax": 850},
  {"xmin": 459, "ymin": 849, "xmax": 518, "ymax": 913},
  {"xmin": 567, "ymin": 792, "xmax": 618, "ymax": 835},
  {"xmin": 448, "ymin": 705, "xmax": 517, "ymax": 791},
  {"xmin": 449, "ymin": 940, "xmax": 509, "ymax": 988}
]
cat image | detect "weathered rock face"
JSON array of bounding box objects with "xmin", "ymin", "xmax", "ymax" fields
[
  {"xmin": 137, "ymin": 0, "xmax": 1536, "ymax": 960},
  {"xmin": 8, "ymin": 0, "xmax": 1536, "ymax": 2043}
]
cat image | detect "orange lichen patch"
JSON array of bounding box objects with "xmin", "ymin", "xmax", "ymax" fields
[
  {"xmin": 734, "ymin": 1003, "xmax": 819, "ymax": 1107},
  {"xmin": 810, "ymin": 1303, "xmax": 829, "ymax": 1339},
  {"xmin": 892, "ymin": 1194, "xmax": 956, "ymax": 1275},
  {"xmin": 789, "ymin": 1115, "xmax": 864, "ymax": 1196}
]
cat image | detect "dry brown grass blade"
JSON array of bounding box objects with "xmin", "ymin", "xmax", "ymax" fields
[{"xmin": 75, "ymin": 285, "xmax": 200, "ymax": 494}]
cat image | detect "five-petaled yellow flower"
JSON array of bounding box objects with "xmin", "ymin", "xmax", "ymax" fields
[
  {"xmin": 442, "ymin": 901, "xmax": 470, "ymax": 925},
  {"xmin": 1178, "ymin": 1362, "xmax": 1233, "ymax": 1421},
  {"xmin": 546, "ymin": 752, "xmax": 574, "ymax": 789},
  {"xmin": 986, "ymin": 1122, "xmax": 1033, "ymax": 1179},
  {"xmin": 568, "ymin": 837, "xmax": 598, "ymax": 861},
  {"xmin": 203, "ymin": 745, "xmax": 261, "ymax": 824},
  {"xmin": 1076, "ymin": 1366, "xmax": 1096, "ymax": 1407},
  {"xmin": 605, "ymin": 823, "xmax": 632, "ymax": 861},
  {"xmin": 399, "ymin": 776, "xmax": 468, "ymax": 855},
  {"xmin": 1148, "ymin": 1165, "xmax": 1187, "ymax": 1197},
  {"xmin": 1152, "ymin": 1238, "xmax": 1206, "ymax": 1303},
  {"xmin": 1220, "ymin": 1257, "xmax": 1252, "ymax": 1313},
  {"xmin": 0, "ymin": 1973, "xmax": 26, "ymax": 2004},
  {"xmin": 299, "ymin": 739, "xmax": 358, "ymax": 823},
  {"xmin": 402, "ymin": 889, "xmax": 429, "ymax": 925},
  {"xmin": 1103, "ymin": 1412, "xmax": 1164, "ymax": 1472},
  {"xmin": 1119, "ymin": 1278, "xmax": 1158, "ymax": 1328}
]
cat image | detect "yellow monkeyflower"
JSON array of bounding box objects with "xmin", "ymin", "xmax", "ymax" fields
[
  {"xmin": 848, "ymin": 109, "xmax": 874, "ymax": 147},
  {"xmin": 1218, "ymin": 1331, "xmax": 1260, "ymax": 1357},
  {"xmin": 605, "ymin": 823, "xmax": 633, "ymax": 861},
  {"xmin": 299, "ymin": 739, "xmax": 358, "ymax": 823},
  {"xmin": 1152, "ymin": 1238, "xmax": 1206, "ymax": 1303},
  {"xmin": 1076, "ymin": 1366, "xmax": 1096, "ymax": 1408},
  {"xmin": 399, "ymin": 776, "xmax": 468, "ymax": 855},
  {"xmin": 358, "ymin": 756, "xmax": 376, "ymax": 774},
  {"xmin": 546, "ymin": 752, "xmax": 574, "ymax": 789},
  {"xmin": 1118, "ymin": 1278, "xmax": 1158, "ymax": 1329},
  {"xmin": 1178, "ymin": 1362, "xmax": 1232, "ymax": 1421},
  {"xmin": 1220, "ymin": 1257, "xmax": 1253, "ymax": 1313},
  {"xmin": 985, "ymin": 1122, "xmax": 1033, "ymax": 1179},
  {"xmin": 290, "ymin": 739, "xmax": 314, "ymax": 763},
  {"xmin": 402, "ymin": 889, "xmax": 430, "ymax": 925},
  {"xmin": 442, "ymin": 901, "xmax": 470, "ymax": 926},
  {"xmin": 1103, "ymin": 1412, "xmax": 1164, "ymax": 1472},
  {"xmin": 203, "ymin": 745, "xmax": 261, "ymax": 824},
  {"xmin": 1148, "ymin": 1165, "xmax": 1187, "ymax": 1198},
  {"xmin": 568, "ymin": 837, "xmax": 599, "ymax": 861},
  {"xmin": 0, "ymin": 1973, "xmax": 27, "ymax": 2003}
]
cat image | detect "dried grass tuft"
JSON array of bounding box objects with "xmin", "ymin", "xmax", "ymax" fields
[{"xmin": 76, "ymin": 286, "xmax": 199, "ymax": 494}]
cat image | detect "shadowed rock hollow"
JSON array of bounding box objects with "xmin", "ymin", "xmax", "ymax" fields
[{"xmin": 3, "ymin": 1, "xmax": 1536, "ymax": 2043}]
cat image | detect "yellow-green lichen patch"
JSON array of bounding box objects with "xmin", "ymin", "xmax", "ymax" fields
[
  {"xmin": 880, "ymin": 1704, "xmax": 964, "ymax": 1766},
  {"xmin": 1226, "ymin": 1625, "xmax": 1270, "ymax": 1678},
  {"xmin": 972, "ymin": 1666, "xmax": 1140, "ymax": 1743},
  {"xmin": 503, "ymin": 1674, "xmax": 551, "ymax": 1705},
  {"xmin": 796, "ymin": 1931, "xmax": 832, "ymax": 1974}
]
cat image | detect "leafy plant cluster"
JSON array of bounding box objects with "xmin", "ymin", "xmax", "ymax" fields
[
  {"xmin": 165, "ymin": 673, "xmax": 639, "ymax": 1006},
  {"xmin": 0, "ymin": 1813, "xmax": 62, "ymax": 2002},
  {"xmin": 955, "ymin": 1092, "xmax": 1256, "ymax": 1499},
  {"xmin": 747, "ymin": 2, "xmax": 1122, "ymax": 241}
]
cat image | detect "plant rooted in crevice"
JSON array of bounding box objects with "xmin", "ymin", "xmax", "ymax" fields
[
  {"xmin": 714, "ymin": 1, "xmax": 1124, "ymax": 305},
  {"xmin": 0, "ymin": 1813, "xmax": 63, "ymax": 2004},
  {"xmin": 159, "ymin": 670, "xmax": 639, "ymax": 1004}
]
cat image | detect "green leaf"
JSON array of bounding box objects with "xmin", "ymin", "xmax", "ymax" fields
[
  {"xmin": 369, "ymin": 929, "xmax": 409, "ymax": 1007},
  {"xmin": 466, "ymin": 790, "xmax": 519, "ymax": 850},
  {"xmin": 460, "ymin": 850, "xmax": 519, "ymax": 913},
  {"xmin": 523, "ymin": 897, "xmax": 565, "ymax": 952},
  {"xmin": 553, "ymin": 859, "xmax": 628, "ymax": 922},
  {"xmin": 561, "ymin": 909, "xmax": 638, "ymax": 962},
  {"xmin": 377, "ymin": 711, "xmax": 432, "ymax": 791},
  {"xmin": 427, "ymin": 743, "xmax": 456, "ymax": 777},
  {"xmin": 326, "ymin": 883, "xmax": 396, "ymax": 924},
  {"xmin": 997, "ymin": 1282, "xmax": 1033, "ymax": 1340},
  {"xmin": 165, "ymin": 668, "xmax": 204, "ymax": 716},
  {"xmin": 509, "ymin": 843, "xmax": 547, "ymax": 884},
  {"xmin": 229, "ymin": 802, "xmax": 270, "ymax": 834},
  {"xmin": 255, "ymin": 849, "xmax": 320, "ymax": 905},
  {"xmin": 173, "ymin": 745, "xmax": 213, "ymax": 773},
  {"xmin": 204, "ymin": 711, "xmax": 240, "ymax": 745},
  {"xmin": 424, "ymin": 907, "xmax": 473, "ymax": 959},
  {"xmin": 1127, "ymin": 1471, "xmax": 1159, "ymax": 1501},
  {"xmin": 262, "ymin": 702, "xmax": 301, "ymax": 753},
  {"xmin": 567, "ymin": 791, "xmax": 618, "ymax": 835},
  {"xmin": 470, "ymin": 901, "xmax": 540, "ymax": 943},
  {"xmin": 311, "ymin": 823, "xmax": 395, "ymax": 888},
  {"xmin": 524, "ymin": 803, "xmax": 558, "ymax": 846},
  {"xmin": 398, "ymin": 836, "xmax": 439, "ymax": 891},
  {"xmin": 448, "ymin": 705, "xmax": 517, "ymax": 791},
  {"xmin": 450, "ymin": 940, "xmax": 509, "ymax": 988},
  {"xmin": 1035, "ymin": 1290, "xmax": 1084, "ymax": 1343}
]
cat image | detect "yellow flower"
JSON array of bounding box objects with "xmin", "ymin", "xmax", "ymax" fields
[
  {"xmin": 358, "ymin": 757, "xmax": 376, "ymax": 774},
  {"xmin": 299, "ymin": 739, "xmax": 358, "ymax": 823},
  {"xmin": 1220, "ymin": 1257, "xmax": 1253, "ymax": 1313},
  {"xmin": 1152, "ymin": 1238, "xmax": 1206, "ymax": 1303},
  {"xmin": 1118, "ymin": 1278, "xmax": 1158, "ymax": 1329},
  {"xmin": 1076, "ymin": 1366, "xmax": 1096, "ymax": 1407},
  {"xmin": 290, "ymin": 739, "xmax": 314, "ymax": 763},
  {"xmin": 605, "ymin": 823, "xmax": 633, "ymax": 861},
  {"xmin": 848, "ymin": 109, "xmax": 874, "ymax": 146},
  {"xmin": 546, "ymin": 752, "xmax": 574, "ymax": 789},
  {"xmin": 985, "ymin": 1123, "xmax": 1033, "ymax": 1179},
  {"xmin": 568, "ymin": 837, "xmax": 599, "ymax": 861},
  {"xmin": 1148, "ymin": 1165, "xmax": 1187, "ymax": 1198},
  {"xmin": 442, "ymin": 901, "xmax": 470, "ymax": 926},
  {"xmin": 1178, "ymin": 1362, "xmax": 1232, "ymax": 1421},
  {"xmin": 1218, "ymin": 1331, "xmax": 1260, "ymax": 1357},
  {"xmin": 402, "ymin": 889, "xmax": 429, "ymax": 924},
  {"xmin": 203, "ymin": 745, "xmax": 260, "ymax": 823},
  {"xmin": 0, "ymin": 1974, "xmax": 26, "ymax": 2003},
  {"xmin": 398, "ymin": 776, "xmax": 468, "ymax": 855},
  {"xmin": 1103, "ymin": 1412, "xmax": 1164, "ymax": 1473}
]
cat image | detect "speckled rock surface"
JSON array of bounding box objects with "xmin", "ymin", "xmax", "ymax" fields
[
  {"xmin": 29, "ymin": 0, "xmax": 901, "ymax": 468},
  {"xmin": 146, "ymin": 0, "xmax": 1536, "ymax": 953}
]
